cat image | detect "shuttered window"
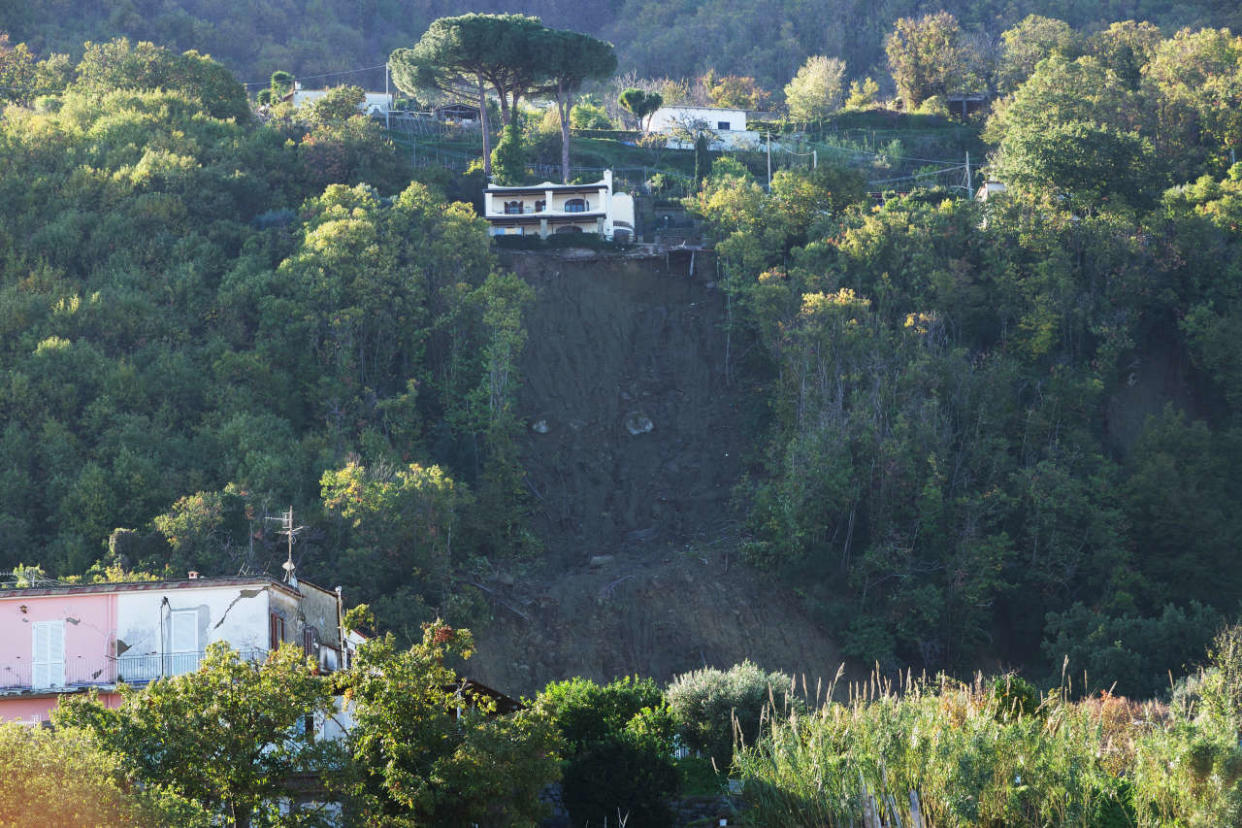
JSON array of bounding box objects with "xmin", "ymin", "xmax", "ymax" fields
[
  {"xmin": 32, "ymin": 620, "xmax": 65, "ymax": 689},
  {"xmin": 170, "ymin": 610, "xmax": 198, "ymax": 653}
]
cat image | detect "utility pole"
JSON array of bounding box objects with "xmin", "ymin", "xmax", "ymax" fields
[
  {"xmin": 965, "ymin": 151, "xmax": 972, "ymax": 196},
  {"xmin": 766, "ymin": 128, "xmax": 772, "ymax": 192},
  {"xmin": 813, "ymin": 149, "xmax": 817, "ymax": 170},
  {"xmin": 384, "ymin": 62, "xmax": 391, "ymax": 131}
]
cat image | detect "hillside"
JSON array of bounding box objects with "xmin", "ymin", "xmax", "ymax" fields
[
  {"xmin": 6, "ymin": 0, "xmax": 1241, "ymax": 97},
  {"xmin": 468, "ymin": 250, "xmax": 844, "ymax": 693}
]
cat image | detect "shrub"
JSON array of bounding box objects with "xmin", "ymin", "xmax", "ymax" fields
[
  {"xmin": 666, "ymin": 661, "xmax": 796, "ymax": 767},
  {"xmin": 562, "ymin": 735, "xmax": 679, "ymax": 828},
  {"xmin": 535, "ymin": 675, "xmax": 665, "ymax": 753}
]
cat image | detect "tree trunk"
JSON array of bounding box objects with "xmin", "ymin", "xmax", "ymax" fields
[
  {"xmin": 478, "ymin": 75, "xmax": 492, "ymax": 177},
  {"xmin": 558, "ymin": 81, "xmax": 571, "ymax": 183}
]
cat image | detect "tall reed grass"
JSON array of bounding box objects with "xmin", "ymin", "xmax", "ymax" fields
[{"xmin": 734, "ymin": 630, "xmax": 1242, "ymax": 827}]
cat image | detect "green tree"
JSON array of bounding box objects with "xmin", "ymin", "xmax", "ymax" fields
[
  {"xmin": 269, "ymin": 69, "xmax": 294, "ymax": 99},
  {"xmin": 391, "ymin": 14, "xmax": 548, "ymax": 177},
  {"xmin": 885, "ymin": 12, "xmax": 980, "ymax": 111},
  {"xmin": 540, "ymin": 28, "xmax": 617, "ymax": 182},
  {"xmin": 702, "ymin": 70, "xmax": 771, "ymax": 110},
  {"xmin": 618, "ymin": 87, "xmax": 663, "ymax": 131},
  {"xmin": 996, "ymin": 15, "xmax": 1081, "ymax": 93},
  {"xmin": 784, "ymin": 55, "xmax": 846, "ymax": 125},
  {"xmin": 55, "ymin": 643, "xmax": 336, "ymax": 828},
  {"xmin": 321, "ymin": 458, "xmax": 468, "ymax": 635},
  {"xmin": 346, "ymin": 622, "xmax": 561, "ymax": 826},
  {"xmin": 0, "ymin": 722, "xmax": 205, "ymax": 827},
  {"xmin": 844, "ymin": 76, "xmax": 880, "ymax": 110},
  {"xmin": 535, "ymin": 676, "xmax": 678, "ymax": 827},
  {"xmin": 305, "ymin": 84, "xmax": 365, "ymax": 124},
  {"xmin": 666, "ymin": 661, "xmax": 796, "ymax": 767},
  {"xmin": 1086, "ymin": 20, "xmax": 1164, "ymax": 90},
  {"xmin": 1144, "ymin": 27, "xmax": 1242, "ymax": 174},
  {"xmin": 490, "ymin": 122, "xmax": 527, "ymax": 184}
]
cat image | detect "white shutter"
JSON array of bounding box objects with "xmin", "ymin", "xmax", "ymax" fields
[
  {"xmin": 170, "ymin": 610, "xmax": 198, "ymax": 653},
  {"xmin": 32, "ymin": 621, "xmax": 65, "ymax": 689}
]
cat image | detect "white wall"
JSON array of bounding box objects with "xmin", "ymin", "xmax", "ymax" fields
[
  {"xmin": 115, "ymin": 583, "xmax": 274, "ymax": 663},
  {"xmin": 649, "ymin": 106, "xmax": 748, "ymax": 134}
]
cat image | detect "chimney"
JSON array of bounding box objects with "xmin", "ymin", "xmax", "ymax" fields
[{"xmin": 187, "ymin": 570, "xmax": 199, "ymax": 580}]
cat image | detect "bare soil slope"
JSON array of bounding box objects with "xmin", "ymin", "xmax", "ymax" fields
[{"xmin": 469, "ymin": 250, "xmax": 842, "ymax": 695}]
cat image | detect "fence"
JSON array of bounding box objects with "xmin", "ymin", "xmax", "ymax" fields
[{"xmin": 0, "ymin": 648, "xmax": 269, "ymax": 693}]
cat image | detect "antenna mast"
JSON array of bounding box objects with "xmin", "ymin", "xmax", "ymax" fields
[{"xmin": 267, "ymin": 507, "xmax": 305, "ymax": 586}]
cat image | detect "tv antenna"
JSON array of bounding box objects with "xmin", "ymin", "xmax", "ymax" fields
[{"xmin": 267, "ymin": 507, "xmax": 305, "ymax": 586}]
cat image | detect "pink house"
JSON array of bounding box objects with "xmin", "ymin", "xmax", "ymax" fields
[{"xmin": 0, "ymin": 573, "xmax": 350, "ymax": 724}]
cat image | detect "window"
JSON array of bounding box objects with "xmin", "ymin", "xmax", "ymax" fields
[
  {"xmin": 564, "ymin": 198, "xmax": 587, "ymax": 213},
  {"xmin": 32, "ymin": 620, "xmax": 65, "ymax": 689},
  {"xmin": 718, "ymin": 120, "xmax": 731, "ymax": 131},
  {"xmin": 269, "ymin": 613, "xmax": 286, "ymax": 649},
  {"xmin": 554, "ymin": 225, "xmax": 584, "ymax": 234},
  {"xmin": 503, "ymin": 200, "xmax": 524, "ymax": 214},
  {"xmin": 534, "ymin": 199, "xmax": 546, "ymax": 213}
]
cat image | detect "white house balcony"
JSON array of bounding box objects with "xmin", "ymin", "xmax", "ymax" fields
[{"xmin": 0, "ymin": 648, "xmax": 270, "ymax": 694}]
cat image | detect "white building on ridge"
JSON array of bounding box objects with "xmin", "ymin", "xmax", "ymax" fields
[{"xmin": 483, "ymin": 169, "xmax": 635, "ymax": 242}]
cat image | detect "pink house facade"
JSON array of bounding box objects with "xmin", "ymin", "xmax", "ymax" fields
[{"xmin": 0, "ymin": 574, "xmax": 350, "ymax": 724}]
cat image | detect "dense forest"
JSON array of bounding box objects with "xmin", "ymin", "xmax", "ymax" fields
[
  {"xmin": 4, "ymin": 2, "xmax": 1242, "ymax": 825},
  {"xmin": 1, "ymin": 0, "xmax": 1242, "ymax": 699},
  {"xmin": 4, "ymin": 0, "xmax": 1241, "ymax": 94},
  {"xmin": 0, "ymin": 37, "xmax": 533, "ymax": 641}
]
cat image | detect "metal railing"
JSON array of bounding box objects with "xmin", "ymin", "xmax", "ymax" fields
[
  {"xmin": 0, "ymin": 648, "xmax": 269, "ymax": 693},
  {"xmin": 116, "ymin": 648, "xmax": 267, "ymax": 684}
]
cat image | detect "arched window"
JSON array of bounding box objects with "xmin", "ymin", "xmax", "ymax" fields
[
  {"xmin": 564, "ymin": 198, "xmax": 587, "ymax": 213},
  {"xmin": 554, "ymin": 225, "xmax": 584, "ymax": 234},
  {"xmin": 504, "ymin": 200, "xmax": 524, "ymax": 214},
  {"xmin": 535, "ymin": 199, "xmax": 546, "ymax": 213}
]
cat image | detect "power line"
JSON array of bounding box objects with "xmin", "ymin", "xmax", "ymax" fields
[{"xmin": 242, "ymin": 63, "xmax": 388, "ymax": 90}]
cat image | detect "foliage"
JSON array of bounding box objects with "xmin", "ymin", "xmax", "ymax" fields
[
  {"xmin": 618, "ymin": 87, "xmax": 663, "ymax": 131},
  {"xmin": 885, "ymin": 12, "xmax": 981, "ymax": 110},
  {"xmin": 665, "ymin": 661, "xmax": 796, "ymax": 767},
  {"xmin": 561, "ymin": 734, "xmax": 680, "ymax": 827},
  {"xmin": 490, "ymin": 122, "xmax": 527, "ymax": 185},
  {"xmin": 784, "ymin": 56, "xmax": 846, "ymax": 124},
  {"xmin": 996, "ymin": 15, "xmax": 1082, "ymax": 93},
  {"xmin": 535, "ymin": 675, "xmax": 666, "ymax": 753},
  {"xmin": 733, "ymin": 630, "xmax": 1242, "ymax": 825},
  {"xmin": 304, "ymin": 84, "xmax": 364, "ymax": 124},
  {"xmin": 0, "ymin": 722, "xmax": 203, "ymax": 827},
  {"xmin": 0, "ymin": 39, "xmax": 526, "ymax": 639},
  {"xmin": 844, "ymin": 77, "xmax": 880, "ymax": 110},
  {"xmin": 55, "ymin": 643, "xmax": 337, "ymax": 827},
  {"xmin": 702, "ymin": 70, "xmax": 771, "ymax": 110},
  {"xmin": 535, "ymin": 675, "xmax": 679, "ymax": 827},
  {"xmin": 539, "ymin": 28, "xmax": 617, "ymax": 182},
  {"xmin": 346, "ymin": 622, "xmax": 561, "ymax": 826},
  {"xmin": 570, "ymin": 101, "xmax": 613, "ymax": 129}
]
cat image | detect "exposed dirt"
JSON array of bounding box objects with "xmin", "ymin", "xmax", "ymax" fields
[{"xmin": 469, "ymin": 249, "xmax": 843, "ymax": 695}]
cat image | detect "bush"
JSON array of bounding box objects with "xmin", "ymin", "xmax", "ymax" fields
[
  {"xmin": 665, "ymin": 661, "xmax": 796, "ymax": 767},
  {"xmin": 570, "ymin": 102, "xmax": 613, "ymax": 129},
  {"xmin": 991, "ymin": 674, "xmax": 1043, "ymax": 721},
  {"xmin": 535, "ymin": 675, "xmax": 665, "ymax": 754},
  {"xmin": 562, "ymin": 735, "xmax": 679, "ymax": 828}
]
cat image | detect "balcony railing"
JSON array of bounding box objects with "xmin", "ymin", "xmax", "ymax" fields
[{"xmin": 0, "ymin": 648, "xmax": 269, "ymax": 694}]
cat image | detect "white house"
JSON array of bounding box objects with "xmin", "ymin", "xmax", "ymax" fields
[
  {"xmin": 484, "ymin": 169, "xmax": 636, "ymax": 242},
  {"xmin": 291, "ymin": 82, "xmax": 394, "ymax": 117},
  {"xmin": 649, "ymin": 106, "xmax": 762, "ymax": 150}
]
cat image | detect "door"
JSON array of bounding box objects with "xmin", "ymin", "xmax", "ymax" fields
[
  {"xmin": 32, "ymin": 620, "xmax": 65, "ymax": 689},
  {"xmin": 169, "ymin": 609, "xmax": 199, "ymax": 675}
]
